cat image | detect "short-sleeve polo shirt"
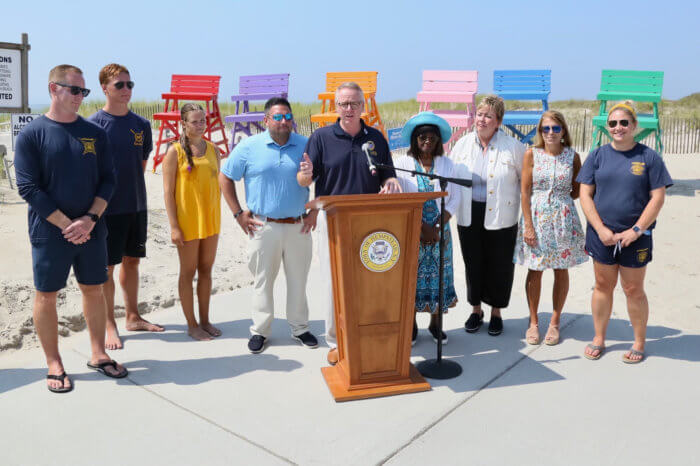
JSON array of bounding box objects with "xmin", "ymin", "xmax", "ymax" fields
[
  {"xmin": 305, "ymin": 119, "xmax": 396, "ymax": 197},
  {"xmin": 220, "ymin": 130, "xmax": 309, "ymax": 219},
  {"xmin": 576, "ymin": 143, "xmax": 672, "ymax": 231}
]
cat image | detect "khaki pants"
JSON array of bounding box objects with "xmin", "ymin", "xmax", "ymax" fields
[
  {"xmin": 315, "ymin": 210, "xmax": 336, "ymax": 348},
  {"xmin": 248, "ymin": 221, "xmax": 312, "ymax": 338}
]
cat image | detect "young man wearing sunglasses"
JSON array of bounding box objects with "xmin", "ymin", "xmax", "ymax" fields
[
  {"xmin": 219, "ymin": 97, "xmax": 318, "ymax": 354},
  {"xmin": 14, "ymin": 64, "xmax": 128, "ymax": 393},
  {"xmin": 88, "ymin": 64, "xmax": 161, "ymax": 350}
]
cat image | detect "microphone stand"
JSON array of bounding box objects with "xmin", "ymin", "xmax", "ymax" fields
[{"xmin": 374, "ymin": 162, "xmax": 471, "ymax": 379}]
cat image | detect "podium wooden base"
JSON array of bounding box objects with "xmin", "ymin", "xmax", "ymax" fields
[{"xmin": 321, "ymin": 364, "xmax": 431, "ymax": 402}]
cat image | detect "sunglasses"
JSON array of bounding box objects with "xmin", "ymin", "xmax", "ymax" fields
[
  {"xmin": 541, "ymin": 125, "xmax": 562, "ymax": 134},
  {"xmin": 52, "ymin": 82, "xmax": 90, "ymax": 97},
  {"xmin": 270, "ymin": 113, "xmax": 293, "ymax": 121},
  {"xmin": 417, "ymin": 133, "xmax": 439, "ymax": 142},
  {"xmin": 114, "ymin": 80, "xmax": 134, "ymax": 90},
  {"xmin": 608, "ymin": 119, "xmax": 630, "ymax": 128}
]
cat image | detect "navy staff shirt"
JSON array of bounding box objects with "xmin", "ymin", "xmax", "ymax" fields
[
  {"xmin": 14, "ymin": 115, "xmax": 115, "ymax": 243},
  {"xmin": 88, "ymin": 110, "xmax": 152, "ymax": 215},
  {"xmin": 305, "ymin": 119, "xmax": 396, "ymax": 197},
  {"xmin": 576, "ymin": 143, "xmax": 672, "ymax": 232}
]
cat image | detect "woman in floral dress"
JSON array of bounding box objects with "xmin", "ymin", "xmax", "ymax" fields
[
  {"xmin": 396, "ymin": 112, "xmax": 460, "ymax": 345},
  {"xmin": 514, "ymin": 110, "xmax": 587, "ymax": 345}
]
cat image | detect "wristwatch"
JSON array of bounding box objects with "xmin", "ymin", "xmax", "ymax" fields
[
  {"xmin": 233, "ymin": 209, "xmax": 244, "ymax": 219},
  {"xmin": 87, "ymin": 212, "xmax": 100, "ymax": 223},
  {"xmin": 632, "ymin": 225, "xmax": 641, "ymax": 234}
]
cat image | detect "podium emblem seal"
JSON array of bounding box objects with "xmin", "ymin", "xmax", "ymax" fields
[{"xmin": 360, "ymin": 231, "xmax": 400, "ymax": 272}]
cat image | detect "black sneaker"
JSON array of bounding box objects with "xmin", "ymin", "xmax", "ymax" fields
[
  {"xmin": 428, "ymin": 325, "xmax": 448, "ymax": 344},
  {"xmin": 465, "ymin": 311, "xmax": 484, "ymax": 333},
  {"xmin": 411, "ymin": 322, "xmax": 418, "ymax": 346},
  {"xmin": 293, "ymin": 331, "xmax": 318, "ymax": 349},
  {"xmin": 488, "ymin": 316, "xmax": 503, "ymax": 336},
  {"xmin": 248, "ymin": 335, "xmax": 267, "ymax": 353}
]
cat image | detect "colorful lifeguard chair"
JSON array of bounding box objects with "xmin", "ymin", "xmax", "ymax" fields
[
  {"xmin": 494, "ymin": 69, "xmax": 551, "ymax": 145},
  {"xmin": 310, "ymin": 71, "xmax": 385, "ymax": 136},
  {"xmin": 591, "ymin": 69, "xmax": 664, "ymax": 154},
  {"xmin": 152, "ymin": 75, "xmax": 228, "ymax": 172},
  {"xmin": 416, "ymin": 70, "xmax": 478, "ymax": 147},
  {"xmin": 225, "ymin": 73, "xmax": 291, "ymax": 149}
]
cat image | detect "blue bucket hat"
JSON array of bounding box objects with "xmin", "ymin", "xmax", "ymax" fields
[{"xmin": 400, "ymin": 111, "xmax": 452, "ymax": 145}]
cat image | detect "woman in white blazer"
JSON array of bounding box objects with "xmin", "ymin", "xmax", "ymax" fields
[
  {"xmin": 450, "ymin": 95, "xmax": 526, "ymax": 336},
  {"xmin": 396, "ymin": 112, "xmax": 460, "ymax": 345}
]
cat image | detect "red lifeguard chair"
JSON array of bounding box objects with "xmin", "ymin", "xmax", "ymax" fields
[{"xmin": 152, "ymin": 74, "xmax": 229, "ymax": 172}]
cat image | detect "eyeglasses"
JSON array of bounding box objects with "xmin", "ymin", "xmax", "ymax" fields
[
  {"xmin": 417, "ymin": 134, "xmax": 439, "ymax": 142},
  {"xmin": 608, "ymin": 119, "xmax": 630, "ymax": 128},
  {"xmin": 270, "ymin": 113, "xmax": 293, "ymax": 121},
  {"xmin": 114, "ymin": 80, "xmax": 134, "ymax": 90},
  {"xmin": 541, "ymin": 125, "xmax": 562, "ymax": 134},
  {"xmin": 336, "ymin": 101, "xmax": 362, "ymax": 110},
  {"xmin": 52, "ymin": 82, "xmax": 90, "ymax": 97}
]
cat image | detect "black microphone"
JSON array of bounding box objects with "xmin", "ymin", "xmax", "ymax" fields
[{"xmin": 361, "ymin": 142, "xmax": 377, "ymax": 176}]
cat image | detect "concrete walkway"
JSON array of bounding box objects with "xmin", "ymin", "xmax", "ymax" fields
[{"xmin": 1, "ymin": 256, "xmax": 698, "ymax": 465}]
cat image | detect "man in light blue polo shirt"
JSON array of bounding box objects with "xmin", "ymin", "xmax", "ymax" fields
[{"xmin": 219, "ymin": 97, "xmax": 318, "ymax": 354}]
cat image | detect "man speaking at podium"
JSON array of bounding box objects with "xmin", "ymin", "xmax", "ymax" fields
[{"xmin": 297, "ymin": 81, "xmax": 401, "ymax": 365}]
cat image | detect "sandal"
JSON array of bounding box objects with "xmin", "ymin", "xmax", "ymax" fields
[
  {"xmin": 544, "ymin": 325, "xmax": 560, "ymax": 346},
  {"xmin": 622, "ymin": 349, "xmax": 645, "ymax": 364},
  {"xmin": 525, "ymin": 325, "xmax": 540, "ymax": 345},
  {"xmin": 87, "ymin": 360, "xmax": 128, "ymax": 379},
  {"xmin": 584, "ymin": 343, "xmax": 605, "ymax": 360},
  {"xmin": 47, "ymin": 372, "xmax": 73, "ymax": 393}
]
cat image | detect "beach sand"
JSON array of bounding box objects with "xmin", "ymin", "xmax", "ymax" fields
[{"xmin": 1, "ymin": 131, "xmax": 699, "ymax": 352}]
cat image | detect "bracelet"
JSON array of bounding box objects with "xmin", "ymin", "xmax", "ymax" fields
[{"xmin": 233, "ymin": 209, "xmax": 244, "ymax": 219}]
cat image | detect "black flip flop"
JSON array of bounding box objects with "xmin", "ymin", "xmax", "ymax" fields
[
  {"xmin": 87, "ymin": 360, "xmax": 128, "ymax": 379},
  {"xmin": 47, "ymin": 372, "xmax": 73, "ymax": 393}
]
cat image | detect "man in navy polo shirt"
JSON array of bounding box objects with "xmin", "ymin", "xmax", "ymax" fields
[
  {"xmin": 14, "ymin": 64, "xmax": 127, "ymax": 393},
  {"xmin": 219, "ymin": 97, "xmax": 319, "ymax": 354},
  {"xmin": 297, "ymin": 81, "xmax": 401, "ymax": 365},
  {"xmin": 89, "ymin": 63, "xmax": 162, "ymax": 351}
]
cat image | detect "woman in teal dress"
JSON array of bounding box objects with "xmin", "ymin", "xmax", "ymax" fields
[{"xmin": 396, "ymin": 112, "xmax": 460, "ymax": 345}]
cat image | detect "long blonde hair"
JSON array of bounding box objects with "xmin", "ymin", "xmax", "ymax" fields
[{"xmin": 533, "ymin": 110, "xmax": 572, "ymax": 148}]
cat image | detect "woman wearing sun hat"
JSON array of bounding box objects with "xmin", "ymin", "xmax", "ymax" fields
[
  {"xmin": 396, "ymin": 112, "xmax": 460, "ymax": 345},
  {"xmin": 577, "ymin": 101, "xmax": 672, "ymax": 363}
]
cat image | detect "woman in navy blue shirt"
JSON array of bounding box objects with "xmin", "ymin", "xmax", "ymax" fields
[{"xmin": 577, "ymin": 102, "xmax": 672, "ymax": 363}]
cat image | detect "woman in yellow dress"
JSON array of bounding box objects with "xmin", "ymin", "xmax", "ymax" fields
[{"xmin": 163, "ymin": 103, "xmax": 222, "ymax": 341}]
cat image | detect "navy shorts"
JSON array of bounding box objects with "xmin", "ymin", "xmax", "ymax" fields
[
  {"xmin": 31, "ymin": 230, "xmax": 108, "ymax": 292},
  {"xmin": 584, "ymin": 224, "xmax": 652, "ymax": 268},
  {"xmin": 105, "ymin": 211, "xmax": 147, "ymax": 266}
]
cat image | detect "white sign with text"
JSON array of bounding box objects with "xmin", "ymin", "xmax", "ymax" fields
[
  {"xmin": 11, "ymin": 113, "xmax": 42, "ymax": 150},
  {"xmin": 0, "ymin": 49, "xmax": 22, "ymax": 108}
]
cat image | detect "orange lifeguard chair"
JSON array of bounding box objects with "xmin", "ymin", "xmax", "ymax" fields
[
  {"xmin": 310, "ymin": 71, "xmax": 386, "ymax": 137},
  {"xmin": 152, "ymin": 75, "xmax": 228, "ymax": 172}
]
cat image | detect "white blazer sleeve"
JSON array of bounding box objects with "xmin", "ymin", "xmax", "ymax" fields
[
  {"xmin": 513, "ymin": 139, "xmax": 526, "ymax": 181},
  {"xmin": 395, "ymin": 156, "xmax": 418, "ymax": 193},
  {"xmin": 440, "ymin": 156, "xmax": 461, "ymax": 216}
]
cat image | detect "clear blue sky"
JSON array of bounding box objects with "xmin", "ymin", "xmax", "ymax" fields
[{"xmin": 4, "ymin": 0, "xmax": 699, "ymax": 108}]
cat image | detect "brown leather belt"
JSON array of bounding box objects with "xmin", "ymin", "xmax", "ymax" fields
[{"xmin": 266, "ymin": 216, "xmax": 302, "ymax": 224}]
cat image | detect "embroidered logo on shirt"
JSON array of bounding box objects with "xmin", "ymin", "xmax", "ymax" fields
[
  {"xmin": 79, "ymin": 138, "xmax": 97, "ymax": 155},
  {"xmin": 630, "ymin": 162, "xmax": 645, "ymax": 176},
  {"xmin": 130, "ymin": 129, "xmax": 144, "ymax": 146},
  {"xmin": 360, "ymin": 231, "xmax": 400, "ymax": 273},
  {"xmin": 637, "ymin": 248, "xmax": 649, "ymax": 263}
]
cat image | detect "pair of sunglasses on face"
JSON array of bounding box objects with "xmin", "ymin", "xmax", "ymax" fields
[
  {"xmin": 113, "ymin": 80, "xmax": 134, "ymax": 90},
  {"xmin": 52, "ymin": 82, "xmax": 90, "ymax": 97},
  {"xmin": 607, "ymin": 119, "xmax": 630, "ymax": 128},
  {"xmin": 541, "ymin": 125, "xmax": 562, "ymax": 134},
  {"xmin": 270, "ymin": 113, "xmax": 293, "ymax": 121}
]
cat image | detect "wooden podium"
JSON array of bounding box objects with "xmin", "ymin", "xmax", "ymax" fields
[{"xmin": 308, "ymin": 192, "xmax": 444, "ymax": 402}]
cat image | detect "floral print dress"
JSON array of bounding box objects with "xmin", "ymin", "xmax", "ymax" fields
[
  {"xmin": 514, "ymin": 147, "xmax": 588, "ymax": 270},
  {"xmin": 415, "ymin": 159, "xmax": 458, "ymax": 313}
]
